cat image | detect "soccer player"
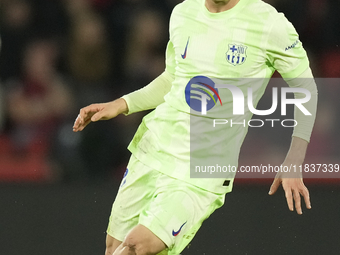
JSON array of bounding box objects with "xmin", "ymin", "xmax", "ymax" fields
[{"xmin": 73, "ymin": 0, "xmax": 318, "ymax": 254}]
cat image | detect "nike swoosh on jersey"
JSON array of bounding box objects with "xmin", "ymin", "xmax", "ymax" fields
[
  {"xmin": 172, "ymin": 222, "xmax": 187, "ymax": 236},
  {"xmin": 181, "ymin": 37, "xmax": 190, "ymax": 59}
]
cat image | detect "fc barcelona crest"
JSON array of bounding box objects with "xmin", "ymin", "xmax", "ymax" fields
[{"xmin": 226, "ymin": 44, "xmax": 247, "ymax": 66}]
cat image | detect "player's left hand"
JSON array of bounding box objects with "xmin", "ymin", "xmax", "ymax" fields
[{"xmin": 268, "ymin": 172, "xmax": 311, "ymax": 215}]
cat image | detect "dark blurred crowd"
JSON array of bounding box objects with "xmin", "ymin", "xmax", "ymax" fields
[{"xmin": 0, "ymin": 0, "xmax": 339, "ymax": 183}]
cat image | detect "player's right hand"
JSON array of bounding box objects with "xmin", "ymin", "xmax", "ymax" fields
[{"xmin": 73, "ymin": 98, "xmax": 128, "ymax": 132}]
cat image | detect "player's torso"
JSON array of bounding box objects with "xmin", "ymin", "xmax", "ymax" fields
[{"xmin": 131, "ymin": 0, "xmax": 308, "ymax": 193}]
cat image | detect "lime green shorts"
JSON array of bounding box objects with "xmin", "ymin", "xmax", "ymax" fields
[{"xmin": 107, "ymin": 155, "xmax": 225, "ymax": 255}]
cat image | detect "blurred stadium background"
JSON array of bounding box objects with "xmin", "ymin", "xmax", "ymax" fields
[{"xmin": 0, "ymin": 0, "xmax": 339, "ymax": 254}]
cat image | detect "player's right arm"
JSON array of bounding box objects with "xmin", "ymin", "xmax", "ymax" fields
[
  {"xmin": 72, "ymin": 70, "xmax": 173, "ymax": 132},
  {"xmin": 73, "ymin": 98, "xmax": 128, "ymax": 132},
  {"xmin": 73, "ymin": 40, "xmax": 176, "ymax": 132}
]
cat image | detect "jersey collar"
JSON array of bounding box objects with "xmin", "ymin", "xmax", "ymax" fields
[{"xmin": 201, "ymin": 0, "xmax": 248, "ymax": 19}]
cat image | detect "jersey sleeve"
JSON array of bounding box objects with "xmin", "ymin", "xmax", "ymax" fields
[
  {"xmin": 166, "ymin": 4, "xmax": 177, "ymax": 78},
  {"xmin": 285, "ymin": 68, "xmax": 318, "ymax": 143},
  {"xmin": 165, "ymin": 40, "xmax": 176, "ymax": 78},
  {"xmin": 122, "ymin": 71, "xmax": 174, "ymax": 115},
  {"xmin": 266, "ymin": 14, "xmax": 309, "ymax": 79}
]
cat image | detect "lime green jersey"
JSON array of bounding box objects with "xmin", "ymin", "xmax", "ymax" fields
[{"xmin": 127, "ymin": 0, "xmax": 310, "ymax": 193}]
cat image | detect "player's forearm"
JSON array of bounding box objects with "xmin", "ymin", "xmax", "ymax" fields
[
  {"xmin": 284, "ymin": 136, "xmax": 308, "ymax": 164},
  {"xmin": 122, "ymin": 71, "xmax": 174, "ymax": 115},
  {"xmin": 285, "ymin": 68, "xmax": 318, "ymax": 143},
  {"xmin": 113, "ymin": 97, "xmax": 129, "ymax": 115}
]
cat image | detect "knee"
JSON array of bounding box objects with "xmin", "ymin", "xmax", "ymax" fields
[
  {"xmin": 105, "ymin": 243, "xmax": 115, "ymax": 255},
  {"xmin": 105, "ymin": 248, "xmax": 113, "ymax": 255},
  {"xmin": 105, "ymin": 235, "xmax": 121, "ymax": 255},
  {"xmin": 122, "ymin": 235, "xmax": 144, "ymax": 255},
  {"xmin": 117, "ymin": 225, "xmax": 166, "ymax": 255},
  {"xmin": 122, "ymin": 234, "xmax": 160, "ymax": 255}
]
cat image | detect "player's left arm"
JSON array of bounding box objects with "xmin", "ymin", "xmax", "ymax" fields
[
  {"xmin": 269, "ymin": 67, "xmax": 318, "ymax": 215},
  {"xmin": 266, "ymin": 15, "xmax": 318, "ymax": 214}
]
